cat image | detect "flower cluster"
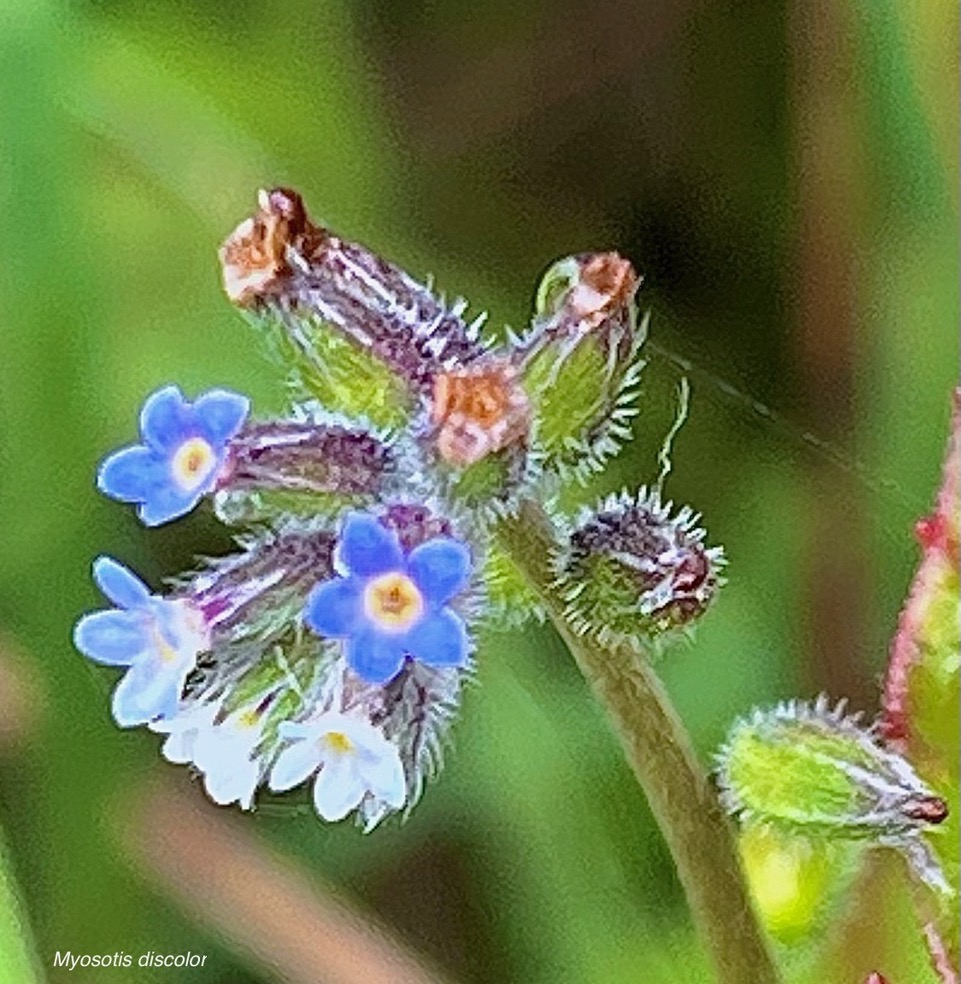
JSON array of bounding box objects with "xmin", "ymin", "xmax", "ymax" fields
[{"xmin": 73, "ymin": 188, "xmax": 724, "ymax": 828}]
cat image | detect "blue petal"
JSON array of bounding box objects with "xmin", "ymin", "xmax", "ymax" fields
[
  {"xmin": 404, "ymin": 609, "xmax": 468, "ymax": 668},
  {"xmin": 408, "ymin": 538, "xmax": 471, "ymax": 606},
  {"xmin": 73, "ymin": 609, "xmax": 147, "ymax": 666},
  {"xmin": 110, "ymin": 661, "xmax": 183, "ymax": 728},
  {"xmin": 194, "ymin": 389, "xmax": 250, "ymax": 445},
  {"xmin": 92, "ymin": 556, "xmax": 151, "ymax": 609},
  {"xmin": 344, "ymin": 627, "xmax": 407, "ymax": 685},
  {"xmin": 97, "ymin": 445, "xmax": 163, "ymax": 502},
  {"xmin": 137, "ymin": 483, "xmax": 203, "ymax": 527},
  {"xmin": 305, "ymin": 577, "xmax": 363, "ymax": 637},
  {"xmin": 338, "ymin": 513, "xmax": 404, "ymax": 577},
  {"xmin": 140, "ymin": 385, "xmax": 190, "ymax": 452}
]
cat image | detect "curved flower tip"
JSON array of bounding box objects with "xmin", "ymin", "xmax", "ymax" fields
[
  {"xmin": 73, "ymin": 556, "xmax": 209, "ymax": 728},
  {"xmin": 97, "ymin": 385, "xmax": 250, "ymax": 526},
  {"xmin": 269, "ymin": 712, "xmax": 405, "ymax": 822},
  {"xmin": 305, "ymin": 511, "xmax": 472, "ymax": 684}
]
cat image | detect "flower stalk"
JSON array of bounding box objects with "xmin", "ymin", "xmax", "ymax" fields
[{"xmin": 497, "ymin": 499, "xmax": 781, "ymax": 984}]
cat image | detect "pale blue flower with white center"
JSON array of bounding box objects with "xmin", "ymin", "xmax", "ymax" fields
[
  {"xmin": 98, "ymin": 384, "xmax": 250, "ymax": 526},
  {"xmin": 269, "ymin": 712, "xmax": 406, "ymax": 822},
  {"xmin": 73, "ymin": 557, "xmax": 209, "ymax": 728},
  {"xmin": 305, "ymin": 512, "xmax": 472, "ymax": 685}
]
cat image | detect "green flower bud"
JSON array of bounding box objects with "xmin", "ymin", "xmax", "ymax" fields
[
  {"xmin": 716, "ymin": 698, "xmax": 950, "ymax": 893},
  {"xmin": 516, "ymin": 252, "xmax": 645, "ymax": 481}
]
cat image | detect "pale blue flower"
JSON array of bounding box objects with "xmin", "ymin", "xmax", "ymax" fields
[
  {"xmin": 98, "ymin": 385, "xmax": 249, "ymax": 526},
  {"xmin": 305, "ymin": 512, "xmax": 471, "ymax": 684},
  {"xmin": 73, "ymin": 557, "xmax": 209, "ymax": 727}
]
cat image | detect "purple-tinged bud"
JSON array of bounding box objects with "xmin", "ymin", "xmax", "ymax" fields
[
  {"xmin": 185, "ymin": 525, "xmax": 336, "ymax": 641},
  {"xmin": 220, "ymin": 188, "xmax": 489, "ymax": 397},
  {"xmin": 554, "ymin": 488, "xmax": 725, "ymax": 647},
  {"xmin": 377, "ymin": 502, "xmax": 455, "ymax": 551},
  {"xmin": 213, "ymin": 415, "xmax": 393, "ymax": 524}
]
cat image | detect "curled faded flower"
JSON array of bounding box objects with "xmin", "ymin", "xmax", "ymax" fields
[
  {"xmin": 431, "ymin": 359, "xmax": 531, "ymax": 467},
  {"xmin": 220, "ymin": 187, "xmax": 321, "ymax": 306},
  {"xmin": 98, "ymin": 385, "xmax": 249, "ymax": 526}
]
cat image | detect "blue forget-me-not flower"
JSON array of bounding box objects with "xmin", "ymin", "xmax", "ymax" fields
[
  {"xmin": 305, "ymin": 512, "xmax": 471, "ymax": 685},
  {"xmin": 98, "ymin": 385, "xmax": 249, "ymax": 526}
]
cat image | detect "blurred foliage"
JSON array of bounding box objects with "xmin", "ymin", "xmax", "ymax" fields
[{"xmin": 0, "ymin": 0, "xmax": 956, "ymax": 982}]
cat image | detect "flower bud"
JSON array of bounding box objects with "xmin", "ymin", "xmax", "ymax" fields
[
  {"xmin": 186, "ymin": 524, "xmax": 336, "ymax": 642},
  {"xmin": 516, "ymin": 252, "xmax": 644, "ymax": 481},
  {"xmin": 554, "ymin": 489, "xmax": 724, "ymax": 647},
  {"xmin": 220, "ymin": 189, "xmax": 490, "ymax": 427},
  {"xmin": 715, "ymin": 697, "xmax": 951, "ymax": 893},
  {"xmin": 213, "ymin": 413, "xmax": 393, "ymax": 524}
]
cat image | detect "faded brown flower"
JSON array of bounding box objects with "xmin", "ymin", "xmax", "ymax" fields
[
  {"xmin": 431, "ymin": 360, "xmax": 530, "ymax": 466},
  {"xmin": 219, "ymin": 187, "xmax": 323, "ymax": 306},
  {"xmin": 567, "ymin": 252, "xmax": 638, "ymax": 329}
]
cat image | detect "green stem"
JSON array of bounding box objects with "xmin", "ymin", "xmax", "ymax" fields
[{"xmin": 497, "ymin": 500, "xmax": 781, "ymax": 984}]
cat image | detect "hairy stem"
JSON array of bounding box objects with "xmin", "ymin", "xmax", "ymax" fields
[{"xmin": 498, "ymin": 499, "xmax": 780, "ymax": 984}]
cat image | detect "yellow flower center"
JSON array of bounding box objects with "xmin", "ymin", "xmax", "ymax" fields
[
  {"xmin": 151, "ymin": 624, "xmax": 179, "ymax": 664},
  {"xmin": 237, "ymin": 709, "xmax": 260, "ymax": 729},
  {"xmin": 323, "ymin": 731, "xmax": 354, "ymax": 754},
  {"xmin": 363, "ymin": 572, "xmax": 424, "ymax": 632},
  {"xmin": 171, "ymin": 437, "xmax": 216, "ymax": 491}
]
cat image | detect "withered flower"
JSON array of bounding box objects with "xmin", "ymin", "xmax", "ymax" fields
[
  {"xmin": 219, "ymin": 187, "xmax": 322, "ymax": 306},
  {"xmin": 565, "ymin": 252, "xmax": 639, "ymax": 331},
  {"xmin": 431, "ymin": 360, "xmax": 530, "ymax": 466}
]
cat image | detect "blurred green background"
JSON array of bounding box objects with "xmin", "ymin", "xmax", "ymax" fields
[{"xmin": 0, "ymin": 0, "xmax": 957, "ymax": 981}]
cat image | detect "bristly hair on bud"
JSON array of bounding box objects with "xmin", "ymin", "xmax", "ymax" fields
[
  {"xmin": 213, "ymin": 405, "xmax": 396, "ymax": 526},
  {"xmin": 715, "ymin": 696, "xmax": 951, "ymax": 894},
  {"xmin": 552, "ymin": 487, "xmax": 725, "ymax": 650}
]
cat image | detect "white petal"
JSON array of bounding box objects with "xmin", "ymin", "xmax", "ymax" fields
[
  {"xmin": 161, "ymin": 730, "xmax": 196, "ymax": 765},
  {"xmin": 269, "ymin": 739, "xmax": 322, "ymax": 792},
  {"xmin": 312, "ymin": 759, "xmax": 365, "ymax": 822},
  {"xmin": 359, "ymin": 744, "xmax": 407, "ymax": 810},
  {"xmin": 151, "ymin": 702, "xmax": 220, "ymax": 764},
  {"xmin": 202, "ymin": 755, "xmax": 260, "ymax": 809}
]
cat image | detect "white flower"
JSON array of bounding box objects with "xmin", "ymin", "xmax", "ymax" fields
[
  {"xmin": 191, "ymin": 706, "xmax": 266, "ymax": 810},
  {"xmin": 269, "ymin": 712, "xmax": 406, "ymax": 822},
  {"xmin": 149, "ymin": 701, "xmax": 222, "ymax": 765}
]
